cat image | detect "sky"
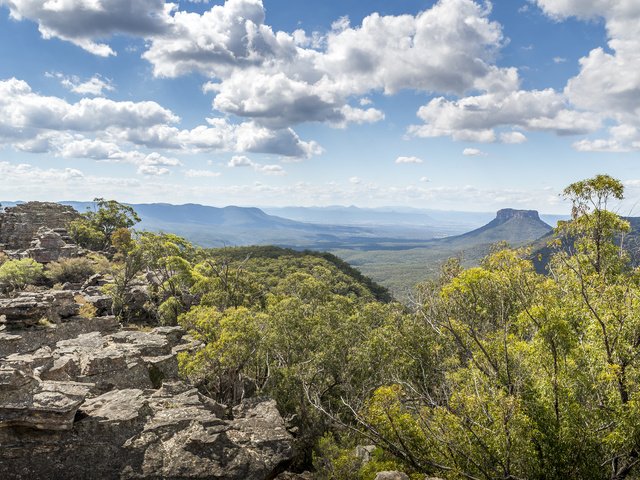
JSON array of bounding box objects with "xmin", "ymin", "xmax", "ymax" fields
[{"xmin": 0, "ymin": 0, "xmax": 639, "ymax": 214}]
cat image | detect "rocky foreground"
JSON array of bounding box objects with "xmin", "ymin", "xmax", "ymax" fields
[
  {"xmin": 0, "ymin": 291, "xmax": 295, "ymax": 479},
  {"xmin": 0, "ymin": 202, "xmax": 295, "ymax": 478}
]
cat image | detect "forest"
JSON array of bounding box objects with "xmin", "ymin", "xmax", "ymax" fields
[{"xmin": 1, "ymin": 175, "xmax": 639, "ymax": 480}]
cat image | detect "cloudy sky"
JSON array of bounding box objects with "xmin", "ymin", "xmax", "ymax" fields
[{"xmin": 0, "ymin": 0, "xmax": 639, "ymax": 213}]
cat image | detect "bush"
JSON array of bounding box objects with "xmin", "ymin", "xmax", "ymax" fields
[
  {"xmin": 46, "ymin": 257, "xmax": 97, "ymax": 284},
  {"xmin": 0, "ymin": 251, "xmax": 8, "ymax": 266},
  {"xmin": 0, "ymin": 258, "xmax": 45, "ymax": 292}
]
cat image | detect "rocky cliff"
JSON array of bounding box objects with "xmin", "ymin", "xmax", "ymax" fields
[
  {"xmin": 0, "ymin": 281, "xmax": 295, "ymax": 479},
  {"xmin": 0, "ymin": 202, "xmax": 80, "ymax": 251}
]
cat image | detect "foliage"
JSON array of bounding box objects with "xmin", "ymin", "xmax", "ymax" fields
[
  {"xmin": 0, "ymin": 251, "xmax": 8, "ymax": 266},
  {"xmin": 68, "ymin": 198, "xmax": 141, "ymax": 251},
  {"xmin": 0, "ymin": 258, "xmax": 45, "ymax": 292},
  {"xmin": 45, "ymin": 257, "xmax": 97, "ymax": 284}
]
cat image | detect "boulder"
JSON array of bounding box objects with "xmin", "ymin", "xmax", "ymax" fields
[
  {"xmin": 26, "ymin": 227, "xmax": 80, "ymax": 263},
  {"xmin": 0, "ymin": 290, "xmax": 79, "ymax": 328},
  {"xmin": 375, "ymin": 472, "xmax": 410, "ymax": 480},
  {"xmin": 0, "ymin": 366, "xmax": 91, "ymax": 431}
]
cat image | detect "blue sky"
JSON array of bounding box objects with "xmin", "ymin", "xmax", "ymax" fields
[{"xmin": 0, "ymin": 0, "xmax": 638, "ymax": 213}]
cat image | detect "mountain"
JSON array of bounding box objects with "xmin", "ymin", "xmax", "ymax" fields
[
  {"xmin": 58, "ymin": 201, "xmax": 459, "ymax": 248},
  {"xmin": 332, "ymin": 209, "xmax": 553, "ymax": 298},
  {"xmin": 452, "ymin": 209, "xmax": 552, "ymax": 246},
  {"xmin": 263, "ymin": 205, "xmax": 488, "ymax": 232}
]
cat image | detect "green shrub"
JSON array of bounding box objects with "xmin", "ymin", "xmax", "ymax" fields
[
  {"xmin": 46, "ymin": 257, "xmax": 97, "ymax": 284},
  {"xmin": 0, "ymin": 258, "xmax": 45, "ymax": 292}
]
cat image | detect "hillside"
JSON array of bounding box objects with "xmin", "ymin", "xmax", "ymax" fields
[{"xmin": 333, "ymin": 209, "xmax": 552, "ymax": 298}]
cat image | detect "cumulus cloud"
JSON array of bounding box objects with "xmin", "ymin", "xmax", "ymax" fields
[
  {"xmin": 228, "ymin": 155, "xmax": 254, "ymax": 167},
  {"xmin": 184, "ymin": 169, "xmax": 222, "ymax": 178},
  {"xmin": 0, "ymin": 78, "xmax": 178, "ymax": 141},
  {"xmin": 500, "ymin": 131, "xmax": 527, "ymax": 144},
  {"xmin": 2, "ymin": 0, "xmax": 519, "ymax": 143},
  {"xmin": 403, "ymin": 0, "xmax": 640, "ymax": 151},
  {"xmin": 0, "ymin": 78, "xmax": 321, "ymax": 159},
  {"xmin": 395, "ymin": 156, "xmax": 423, "ymax": 164},
  {"xmin": 47, "ymin": 72, "xmax": 115, "ymax": 96},
  {"xmin": 463, "ymin": 148, "xmax": 485, "ymax": 156},
  {"xmin": 0, "ymin": 160, "xmax": 85, "ymax": 182},
  {"xmin": 409, "ymin": 87, "xmax": 601, "ymax": 142},
  {"xmin": 227, "ymin": 154, "xmax": 285, "ymax": 175},
  {"xmin": 140, "ymin": 0, "xmax": 512, "ymax": 131},
  {"xmin": 531, "ymin": 0, "xmax": 640, "ymax": 150},
  {"xmin": 58, "ymin": 138, "xmax": 182, "ymax": 175},
  {"xmin": 1, "ymin": 0, "xmax": 172, "ymax": 56}
]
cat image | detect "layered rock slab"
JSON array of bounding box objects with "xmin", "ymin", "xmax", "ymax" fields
[{"xmin": 0, "ymin": 313, "xmax": 295, "ymax": 479}]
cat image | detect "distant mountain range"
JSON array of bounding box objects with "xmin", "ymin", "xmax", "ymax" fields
[{"xmin": 1, "ymin": 200, "xmax": 573, "ymax": 298}]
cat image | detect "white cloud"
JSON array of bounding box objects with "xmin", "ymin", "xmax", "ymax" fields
[
  {"xmin": 395, "ymin": 156, "xmax": 424, "ymax": 164},
  {"xmin": 227, "ymin": 154, "xmax": 286, "ymax": 175},
  {"xmin": 0, "ymin": 161, "xmax": 85, "ymax": 182},
  {"xmin": 137, "ymin": 165, "xmax": 170, "ymax": 176},
  {"xmin": 532, "ymin": 0, "xmax": 640, "ymax": 151},
  {"xmin": 56, "ymin": 74, "xmax": 114, "ymax": 96},
  {"xmin": 500, "ymin": 131, "xmax": 527, "ymax": 144},
  {"xmin": 349, "ymin": 176, "xmax": 362, "ymax": 184},
  {"xmin": 139, "ymin": 0, "xmax": 513, "ymax": 134},
  {"xmin": 463, "ymin": 148, "xmax": 485, "ymax": 156},
  {"xmin": 228, "ymin": 155, "xmax": 253, "ymax": 167},
  {"xmin": 0, "ymin": 78, "xmax": 321, "ymax": 159},
  {"xmin": 58, "ymin": 138, "xmax": 182, "ymax": 175},
  {"xmin": 254, "ymin": 164, "xmax": 286, "ymax": 175},
  {"xmin": 409, "ymin": 88, "xmax": 601, "ymax": 142},
  {"xmin": 2, "ymin": 0, "xmax": 172, "ymax": 56},
  {"xmin": 0, "ymin": 78, "xmax": 178, "ymax": 140},
  {"xmin": 184, "ymin": 169, "xmax": 222, "ymax": 177},
  {"xmin": 553, "ymin": 56, "xmax": 567, "ymax": 64}
]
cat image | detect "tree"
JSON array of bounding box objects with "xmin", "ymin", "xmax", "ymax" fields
[
  {"xmin": 68, "ymin": 198, "xmax": 141, "ymax": 251},
  {"xmin": 560, "ymin": 174, "xmax": 629, "ymax": 274}
]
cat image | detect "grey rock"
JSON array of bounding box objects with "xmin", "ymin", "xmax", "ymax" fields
[
  {"xmin": 0, "ymin": 316, "xmax": 119, "ymax": 357},
  {"xmin": 0, "ymin": 366, "xmax": 91, "ymax": 431},
  {"xmin": 0, "ymin": 290, "xmax": 79, "ymax": 328},
  {"xmin": 0, "ymin": 286, "xmax": 295, "ymax": 479},
  {"xmin": 82, "ymin": 294, "xmax": 113, "ymax": 316},
  {"xmin": 0, "ymin": 382, "xmax": 294, "ymax": 480},
  {"xmin": 375, "ymin": 472, "xmax": 410, "ymax": 480},
  {"xmin": 27, "ymin": 227, "xmax": 80, "ymax": 264},
  {"xmin": 0, "ymin": 202, "xmax": 80, "ymax": 251}
]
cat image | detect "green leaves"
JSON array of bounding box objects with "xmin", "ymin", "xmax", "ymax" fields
[{"xmin": 0, "ymin": 258, "xmax": 44, "ymax": 292}]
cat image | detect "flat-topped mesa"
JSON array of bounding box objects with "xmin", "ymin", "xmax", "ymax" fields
[
  {"xmin": 495, "ymin": 208, "xmax": 542, "ymax": 223},
  {"xmin": 0, "ymin": 202, "xmax": 80, "ymax": 251}
]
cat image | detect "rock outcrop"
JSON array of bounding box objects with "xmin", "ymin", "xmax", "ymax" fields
[
  {"xmin": 0, "ymin": 290, "xmax": 79, "ymax": 328},
  {"xmin": 26, "ymin": 227, "xmax": 80, "ymax": 263},
  {"xmin": 0, "ymin": 202, "xmax": 80, "ymax": 251},
  {"xmin": 495, "ymin": 208, "xmax": 543, "ymax": 223},
  {"xmin": 0, "ymin": 291, "xmax": 295, "ymax": 478}
]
